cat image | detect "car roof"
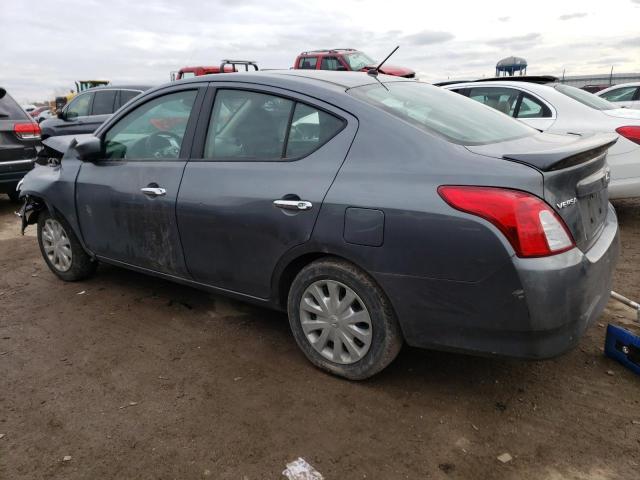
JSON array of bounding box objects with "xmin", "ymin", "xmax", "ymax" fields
[
  {"xmin": 597, "ymin": 82, "xmax": 640, "ymax": 93},
  {"xmin": 298, "ymin": 49, "xmax": 359, "ymax": 56},
  {"xmin": 443, "ymin": 80, "xmax": 557, "ymax": 93},
  {"xmin": 81, "ymin": 84, "xmax": 154, "ymax": 93},
  {"xmin": 174, "ymin": 69, "xmax": 413, "ymax": 91}
]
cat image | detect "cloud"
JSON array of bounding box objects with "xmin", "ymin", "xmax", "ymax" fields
[
  {"xmin": 403, "ymin": 30, "xmax": 455, "ymax": 45},
  {"xmin": 558, "ymin": 12, "xmax": 588, "ymax": 20},
  {"xmin": 485, "ymin": 33, "xmax": 542, "ymax": 48}
]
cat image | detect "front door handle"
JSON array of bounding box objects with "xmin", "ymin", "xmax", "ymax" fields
[
  {"xmin": 141, "ymin": 187, "xmax": 166, "ymax": 197},
  {"xmin": 273, "ymin": 199, "xmax": 313, "ymax": 211}
]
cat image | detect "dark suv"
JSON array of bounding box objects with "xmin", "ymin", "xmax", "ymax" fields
[
  {"xmin": 40, "ymin": 85, "xmax": 152, "ymax": 139},
  {"xmin": 294, "ymin": 49, "xmax": 415, "ymax": 78},
  {"xmin": 0, "ymin": 87, "xmax": 39, "ymax": 201}
]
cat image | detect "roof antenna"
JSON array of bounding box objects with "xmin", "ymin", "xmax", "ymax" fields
[{"xmin": 368, "ymin": 45, "xmax": 399, "ymax": 77}]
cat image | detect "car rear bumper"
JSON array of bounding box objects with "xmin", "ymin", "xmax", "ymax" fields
[
  {"xmin": 0, "ymin": 159, "xmax": 34, "ymax": 193},
  {"xmin": 376, "ymin": 204, "xmax": 619, "ymax": 359}
]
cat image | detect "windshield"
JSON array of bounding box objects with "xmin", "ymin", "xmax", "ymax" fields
[
  {"xmin": 344, "ymin": 52, "xmax": 376, "ymax": 70},
  {"xmin": 555, "ymin": 84, "xmax": 617, "ymax": 111},
  {"xmin": 349, "ymin": 82, "xmax": 536, "ymax": 145}
]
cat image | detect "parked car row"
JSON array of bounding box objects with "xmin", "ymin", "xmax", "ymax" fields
[{"xmin": 18, "ymin": 70, "xmax": 621, "ymax": 379}]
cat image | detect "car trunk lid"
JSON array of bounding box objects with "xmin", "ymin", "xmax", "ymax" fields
[{"xmin": 467, "ymin": 132, "xmax": 618, "ymax": 252}]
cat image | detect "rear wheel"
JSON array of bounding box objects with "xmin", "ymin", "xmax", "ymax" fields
[
  {"xmin": 287, "ymin": 258, "xmax": 403, "ymax": 380},
  {"xmin": 37, "ymin": 211, "xmax": 97, "ymax": 281}
]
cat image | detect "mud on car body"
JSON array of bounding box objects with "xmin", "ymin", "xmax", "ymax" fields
[{"xmin": 18, "ymin": 71, "xmax": 620, "ymax": 380}]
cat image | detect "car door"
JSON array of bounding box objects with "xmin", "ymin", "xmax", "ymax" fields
[
  {"xmin": 57, "ymin": 92, "xmax": 95, "ymax": 135},
  {"xmin": 177, "ymin": 84, "xmax": 357, "ymax": 299},
  {"xmin": 600, "ymin": 86, "xmax": 640, "ymax": 110},
  {"xmin": 76, "ymin": 85, "xmax": 205, "ymax": 276}
]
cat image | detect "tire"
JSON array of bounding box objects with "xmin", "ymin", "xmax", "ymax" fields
[
  {"xmin": 287, "ymin": 258, "xmax": 403, "ymax": 380},
  {"xmin": 7, "ymin": 190, "xmax": 20, "ymax": 203},
  {"xmin": 37, "ymin": 210, "xmax": 97, "ymax": 281}
]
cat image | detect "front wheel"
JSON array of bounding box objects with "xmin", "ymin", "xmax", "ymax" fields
[
  {"xmin": 37, "ymin": 211, "xmax": 97, "ymax": 281},
  {"xmin": 287, "ymin": 258, "xmax": 403, "ymax": 380}
]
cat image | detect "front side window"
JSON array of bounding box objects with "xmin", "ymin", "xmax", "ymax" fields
[
  {"xmin": 555, "ymin": 84, "xmax": 616, "ymax": 111},
  {"xmin": 92, "ymin": 90, "xmax": 117, "ymax": 115},
  {"xmin": 350, "ymin": 82, "xmax": 536, "ymax": 145},
  {"xmin": 343, "ymin": 52, "xmax": 376, "ymax": 70},
  {"xmin": 600, "ymin": 86, "xmax": 638, "ymax": 103},
  {"xmin": 298, "ymin": 57, "xmax": 317, "ymax": 69},
  {"xmin": 66, "ymin": 93, "xmax": 93, "ymax": 118},
  {"xmin": 468, "ymin": 87, "xmax": 519, "ymax": 116},
  {"xmin": 204, "ymin": 89, "xmax": 344, "ymax": 160},
  {"xmin": 104, "ymin": 90, "xmax": 197, "ymax": 160},
  {"xmin": 118, "ymin": 90, "xmax": 142, "ymax": 109}
]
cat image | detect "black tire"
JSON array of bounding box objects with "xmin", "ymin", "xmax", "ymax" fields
[
  {"xmin": 37, "ymin": 210, "xmax": 97, "ymax": 281},
  {"xmin": 287, "ymin": 258, "xmax": 403, "ymax": 380},
  {"xmin": 7, "ymin": 190, "xmax": 20, "ymax": 203}
]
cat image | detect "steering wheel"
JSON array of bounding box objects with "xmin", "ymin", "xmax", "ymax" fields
[{"xmin": 143, "ymin": 131, "xmax": 182, "ymax": 158}]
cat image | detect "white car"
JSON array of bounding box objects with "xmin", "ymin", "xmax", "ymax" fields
[
  {"xmin": 36, "ymin": 109, "xmax": 53, "ymax": 123},
  {"xmin": 445, "ymin": 81, "xmax": 640, "ymax": 199},
  {"xmin": 596, "ymin": 82, "xmax": 640, "ymax": 110}
]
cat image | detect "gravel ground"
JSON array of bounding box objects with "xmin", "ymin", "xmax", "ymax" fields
[{"xmin": 1, "ymin": 195, "xmax": 639, "ymax": 480}]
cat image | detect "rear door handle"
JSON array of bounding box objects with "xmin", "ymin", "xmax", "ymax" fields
[
  {"xmin": 141, "ymin": 187, "xmax": 166, "ymax": 197},
  {"xmin": 273, "ymin": 199, "xmax": 313, "ymax": 211}
]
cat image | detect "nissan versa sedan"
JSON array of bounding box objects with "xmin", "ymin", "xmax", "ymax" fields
[
  {"xmin": 444, "ymin": 81, "xmax": 640, "ymax": 199},
  {"xmin": 18, "ymin": 71, "xmax": 619, "ymax": 379}
]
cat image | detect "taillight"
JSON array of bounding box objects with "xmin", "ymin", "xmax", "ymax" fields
[
  {"xmin": 438, "ymin": 186, "xmax": 575, "ymax": 258},
  {"xmin": 616, "ymin": 126, "xmax": 640, "ymax": 145},
  {"xmin": 14, "ymin": 122, "xmax": 41, "ymax": 140}
]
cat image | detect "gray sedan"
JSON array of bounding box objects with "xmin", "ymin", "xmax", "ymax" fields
[{"xmin": 18, "ymin": 71, "xmax": 619, "ymax": 379}]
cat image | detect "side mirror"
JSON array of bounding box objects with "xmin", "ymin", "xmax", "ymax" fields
[
  {"xmin": 57, "ymin": 110, "xmax": 65, "ymax": 119},
  {"xmin": 74, "ymin": 136, "xmax": 102, "ymax": 161}
]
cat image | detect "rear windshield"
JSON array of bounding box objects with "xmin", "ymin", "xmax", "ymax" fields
[
  {"xmin": 349, "ymin": 82, "xmax": 536, "ymax": 145},
  {"xmin": 554, "ymin": 84, "xmax": 616, "ymax": 111},
  {"xmin": 0, "ymin": 89, "xmax": 29, "ymax": 120}
]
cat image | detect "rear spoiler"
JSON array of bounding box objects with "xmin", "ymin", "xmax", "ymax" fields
[{"xmin": 502, "ymin": 134, "xmax": 618, "ymax": 172}]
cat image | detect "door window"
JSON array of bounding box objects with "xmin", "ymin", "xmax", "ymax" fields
[
  {"xmin": 320, "ymin": 57, "xmax": 342, "ymax": 70},
  {"xmin": 286, "ymin": 103, "xmax": 345, "ymax": 157},
  {"xmin": 468, "ymin": 87, "xmax": 520, "ymax": 116},
  {"xmin": 298, "ymin": 57, "xmax": 317, "ymax": 69},
  {"xmin": 117, "ymin": 90, "xmax": 142, "ymax": 109},
  {"xmin": 599, "ymin": 86, "xmax": 638, "ymax": 103},
  {"xmin": 516, "ymin": 94, "xmax": 551, "ymax": 118},
  {"xmin": 66, "ymin": 93, "xmax": 93, "ymax": 118},
  {"xmin": 204, "ymin": 89, "xmax": 344, "ymax": 160},
  {"xmin": 104, "ymin": 90, "xmax": 197, "ymax": 160},
  {"xmin": 92, "ymin": 90, "xmax": 117, "ymax": 115}
]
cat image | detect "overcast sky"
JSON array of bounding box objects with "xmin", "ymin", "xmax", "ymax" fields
[{"xmin": 2, "ymin": 0, "xmax": 639, "ymax": 103}]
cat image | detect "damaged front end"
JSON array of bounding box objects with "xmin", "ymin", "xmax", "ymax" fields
[{"xmin": 16, "ymin": 194, "xmax": 46, "ymax": 234}]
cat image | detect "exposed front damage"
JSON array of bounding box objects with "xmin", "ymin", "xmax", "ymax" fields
[{"xmin": 16, "ymin": 134, "xmax": 89, "ymax": 239}]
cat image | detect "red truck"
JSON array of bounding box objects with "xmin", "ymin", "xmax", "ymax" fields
[
  {"xmin": 293, "ymin": 48, "xmax": 415, "ymax": 77},
  {"xmin": 171, "ymin": 60, "xmax": 259, "ymax": 81}
]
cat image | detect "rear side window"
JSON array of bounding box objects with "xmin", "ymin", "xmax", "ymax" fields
[
  {"xmin": 350, "ymin": 82, "xmax": 535, "ymax": 145},
  {"xmin": 468, "ymin": 87, "xmax": 519, "ymax": 116},
  {"xmin": 600, "ymin": 86, "xmax": 638, "ymax": 102},
  {"xmin": 0, "ymin": 89, "xmax": 28, "ymax": 120},
  {"xmin": 66, "ymin": 93, "xmax": 93, "ymax": 118},
  {"xmin": 118, "ymin": 90, "xmax": 142, "ymax": 108},
  {"xmin": 298, "ymin": 57, "xmax": 317, "ymax": 69},
  {"xmin": 517, "ymin": 94, "xmax": 551, "ymax": 118},
  {"xmin": 92, "ymin": 90, "xmax": 117, "ymax": 115},
  {"xmin": 204, "ymin": 89, "xmax": 344, "ymax": 160},
  {"xmin": 320, "ymin": 57, "xmax": 341, "ymax": 70}
]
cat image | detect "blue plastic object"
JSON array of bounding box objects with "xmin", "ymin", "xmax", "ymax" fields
[{"xmin": 605, "ymin": 324, "xmax": 640, "ymax": 375}]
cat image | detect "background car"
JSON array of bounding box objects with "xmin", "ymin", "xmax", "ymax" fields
[
  {"xmin": 35, "ymin": 109, "xmax": 53, "ymax": 123},
  {"xmin": 0, "ymin": 87, "xmax": 39, "ymax": 202},
  {"xmin": 293, "ymin": 49, "xmax": 415, "ymax": 77},
  {"xmin": 39, "ymin": 85, "xmax": 152, "ymax": 138},
  {"xmin": 20, "ymin": 71, "xmax": 619, "ymax": 379},
  {"xmin": 596, "ymin": 82, "xmax": 640, "ymax": 109},
  {"xmin": 445, "ymin": 80, "xmax": 640, "ymax": 199}
]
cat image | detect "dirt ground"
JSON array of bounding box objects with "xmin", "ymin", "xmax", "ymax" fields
[{"xmin": 0, "ymin": 196, "xmax": 639, "ymax": 480}]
